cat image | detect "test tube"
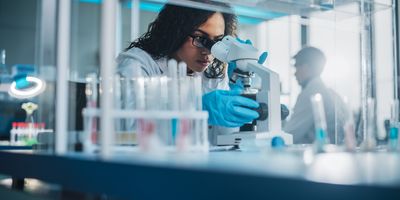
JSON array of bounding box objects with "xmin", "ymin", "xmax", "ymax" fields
[
  {"xmin": 149, "ymin": 77, "xmax": 161, "ymax": 147},
  {"xmin": 389, "ymin": 99, "xmax": 399, "ymax": 151},
  {"xmin": 130, "ymin": 61, "xmax": 144, "ymax": 146},
  {"xmin": 113, "ymin": 74, "xmax": 122, "ymax": 140},
  {"xmin": 159, "ymin": 76, "xmax": 169, "ymax": 110},
  {"xmin": 84, "ymin": 73, "xmax": 98, "ymax": 153},
  {"xmin": 158, "ymin": 76, "xmax": 171, "ymax": 146},
  {"xmin": 189, "ymin": 76, "xmax": 202, "ymax": 148},
  {"xmin": 137, "ymin": 77, "xmax": 159, "ymax": 152},
  {"xmin": 361, "ymin": 98, "xmax": 377, "ymax": 151},
  {"xmin": 311, "ymin": 93, "xmax": 328, "ymax": 152},
  {"xmin": 343, "ymin": 97, "xmax": 356, "ymax": 151},
  {"xmin": 178, "ymin": 77, "xmax": 191, "ymax": 151},
  {"xmin": 178, "ymin": 62, "xmax": 194, "ymax": 151},
  {"xmin": 178, "ymin": 61, "xmax": 188, "ymax": 111},
  {"xmin": 192, "ymin": 76, "xmax": 200, "ymax": 148},
  {"xmin": 10, "ymin": 122, "xmax": 17, "ymax": 145},
  {"xmin": 168, "ymin": 59, "xmax": 179, "ymax": 145},
  {"xmin": 199, "ymin": 77, "xmax": 209, "ymax": 152},
  {"xmin": 15, "ymin": 123, "xmax": 21, "ymax": 145},
  {"xmin": 120, "ymin": 76, "xmax": 132, "ymax": 136},
  {"xmin": 178, "ymin": 61, "xmax": 187, "ymax": 78}
]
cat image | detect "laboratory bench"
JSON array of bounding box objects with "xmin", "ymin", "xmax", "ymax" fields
[{"xmin": 0, "ymin": 146, "xmax": 400, "ymax": 200}]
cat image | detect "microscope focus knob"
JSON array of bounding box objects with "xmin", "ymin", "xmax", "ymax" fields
[
  {"xmin": 255, "ymin": 103, "xmax": 268, "ymax": 121},
  {"xmin": 240, "ymin": 94, "xmax": 289, "ymax": 121},
  {"xmin": 280, "ymin": 104, "xmax": 290, "ymax": 120},
  {"xmin": 254, "ymin": 103, "xmax": 289, "ymax": 121}
]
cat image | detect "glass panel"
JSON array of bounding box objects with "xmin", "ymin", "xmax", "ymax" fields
[
  {"xmin": 0, "ymin": 0, "xmax": 57, "ymax": 146},
  {"xmin": 1, "ymin": 0, "xmax": 395, "ymax": 150},
  {"xmin": 374, "ymin": 7, "xmax": 395, "ymax": 141},
  {"xmin": 70, "ymin": 0, "xmax": 101, "ymax": 81},
  {"xmin": 105, "ymin": 0, "xmax": 396, "ymax": 148},
  {"xmin": 309, "ymin": 16, "xmax": 361, "ymax": 144}
]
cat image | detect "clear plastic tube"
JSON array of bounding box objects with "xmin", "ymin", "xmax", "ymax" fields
[
  {"xmin": 138, "ymin": 77, "xmax": 161, "ymax": 151},
  {"xmin": 159, "ymin": 76, "xmax": 171, "ymax": 145},
  {"xmin": 168, "ymin": 59, "xmax": 179, "ymax": 145},
  {"xmin": 114, "ymin": 74, "xmax": 122, "ymax": 136},
  {"xmin": 178, "ymin": 76, "xmax": 190, "ymax": 150},
  {"xmin": 179, "ymin": 77, "xmax": 190, "ymax": 110},
  {"xmin": 84, "ymin": 73, "xmax": 98, "ymax": 153},
  {"xmin": 129, "ymin": 59, "xmax": 209, "ymax": 153},
  {"xmin": 389, "ymin": 99, "xmax": 399, "ymax": 151},
  {"xmin": 178, "ymin": 61, "xmax": 187, "ymax": 78},
  {"xmin": 361, "ymin": 98, "xmax": 377, "ymax": 151},
  {"xmin": 311, "ymin": 93, "xmax": 328, "ymax": 152},
  {"xmin": 193, "ymin": 76, "xmax": 203, "ymax": 149},
  {"xmin": 342, "ymin": 97, "xmax": 356, "ymax": 151}
]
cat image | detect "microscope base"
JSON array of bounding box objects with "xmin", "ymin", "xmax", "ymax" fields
[{"xmin": 216, "ymin": 131, "xmax": 293, "ymax": 146}]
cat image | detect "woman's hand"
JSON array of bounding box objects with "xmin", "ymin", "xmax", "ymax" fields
[{"xmin": 202, "ymin": 88, "xmax": 259, "ymax": 127}]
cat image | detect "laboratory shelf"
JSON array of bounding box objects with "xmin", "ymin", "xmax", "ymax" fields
[
  {"xmin": 0, "ymin": 149, "xmax": 399, "ymax": 199},
  {"xmin": 228, "ymin": 0, "xmax": 391, "ymax": 19},
  {"xmin": 145, "ymin": 0, "xmax": 392, "ymax": 21}
]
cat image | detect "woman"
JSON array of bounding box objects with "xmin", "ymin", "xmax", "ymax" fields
[{"xmin": 117, "ymin": 1, "xmax": 259, "ymax": 144}]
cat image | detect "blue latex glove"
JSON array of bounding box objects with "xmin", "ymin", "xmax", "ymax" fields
[
  {"xmin": 228, "ymin": 38, "xmax": 268, "ymax": 89},
  {"xmin": 203, "ymin": 88, "xmax": 260, "ymax": 127}
]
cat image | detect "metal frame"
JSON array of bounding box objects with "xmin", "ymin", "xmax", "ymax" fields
[
  {"xmin": 35, "ymin": 0, "xmax": 57, "ymax": 132},
  {"xmin": 100, "ymin": 0, "xmax": 118, "ymax": 159},
  {"xmin": 131, "ymin": 0, "xmax": 140, "ymax": 40},
  {"xmin": 55, "ymin": 0, "xmax": 71, "ymax": 155},
  {"xmin": 395, "ymin": 0, "xmax": 400, "ymax": 101},
  {"xmin": 359, "ymin": 0, "xmax": 377, "ymax": 145}
]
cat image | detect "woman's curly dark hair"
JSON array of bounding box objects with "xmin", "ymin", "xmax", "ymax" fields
[{"xmin": 127, "ymin": 0, "xmax": 237, "ymax": 79}]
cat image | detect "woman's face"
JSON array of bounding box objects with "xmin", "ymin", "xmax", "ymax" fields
[{"xmin": 174, "ymin": 12, "xmax": 225, "ymax": 73}]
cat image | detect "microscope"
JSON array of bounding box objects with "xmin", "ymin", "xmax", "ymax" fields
[{"xmin": 210, "ymin": 36, "xmax": 293, "ymax": 146}]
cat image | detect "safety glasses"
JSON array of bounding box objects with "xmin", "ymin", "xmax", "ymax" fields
[{"xmin": 189, "ymin": 35, "xmax": 219, "ymax": 51}]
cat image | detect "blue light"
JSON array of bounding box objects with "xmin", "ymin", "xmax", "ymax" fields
[
  {"xmin": 238, "ymin": 16, "xmax": 263, "ymax": 25},
  {"xmin": 122, "ymin": 1, "xmax": 164, "ymax": 12},
  {"xmin": 139, "ymin": 2, "xmax": 163, "ymax": 12},
  {"xmin": 80, "ymin": 0, "xmax": 102, "ymax": 3}
]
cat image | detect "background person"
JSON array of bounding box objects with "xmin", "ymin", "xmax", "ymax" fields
[{"xmin": 283, "ymin": 47, "xmax": 349, "ymax": 144}]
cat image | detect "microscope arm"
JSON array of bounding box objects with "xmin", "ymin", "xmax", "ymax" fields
[
  {"xmin": 211, "ymin": 36, "xmax": 283, "ymax": 133},
  {"xmin": 245, "ymin": 61, "xmax": 282, "ymax": 133}
]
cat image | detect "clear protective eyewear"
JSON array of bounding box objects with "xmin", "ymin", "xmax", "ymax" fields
[{"xmin": 189, "ymin": 35, "xmax": 219, "ymax": 51}]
